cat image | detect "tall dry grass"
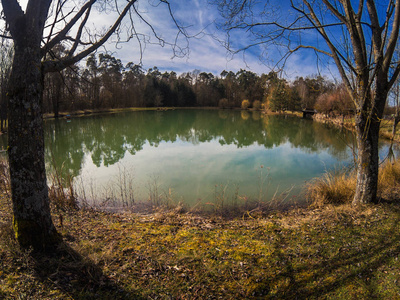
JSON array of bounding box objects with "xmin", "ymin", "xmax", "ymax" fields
[
  {"xmin": 378, "ymin": 159, "xmax": 400, "ymax": 201},
  {"xmin": 48, "ymin": 171, "xmax": 79, "ymax": 211},
  {"xmin": 306, "ymin": 169, "xmax": 356, "ymax": 207},
  {"xmin": 307, "ymin": 159, "xmax": 400, "ymax": 206}
]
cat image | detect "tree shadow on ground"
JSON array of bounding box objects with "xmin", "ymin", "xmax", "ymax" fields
[
  {"xmin": 264, "ymin": 204, "xmax": 400, "ymax": 299},
  {"xmin": 31, "ymin": 239, "xmax": 143, "ymax": 299}
]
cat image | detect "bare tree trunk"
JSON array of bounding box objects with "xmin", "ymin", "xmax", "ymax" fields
[
  {"xmin": 353, "ymin": 113, "xmax": 380, "ymax": 205},
  {"xmin": 8, "ymin": 44, "xmax": 59, "ymax": 251},
  {"xmin": 352, "ymin": 90, "xmax": 386, "ymax": 205}
]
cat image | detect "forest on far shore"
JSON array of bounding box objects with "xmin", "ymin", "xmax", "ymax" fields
[
  {"xmin": 0, "ymin": 45, "xmax": 359, "ymax": 119},
  {"xmin": 43, "ymin": 52, "xmax": 356, "ymax": 116}
]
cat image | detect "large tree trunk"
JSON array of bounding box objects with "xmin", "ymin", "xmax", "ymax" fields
[
  {"xmin": 352, "ymin": 91, "xmax": 386, "ymax": 205},
  {"xmin": 8, "ymin": 41, "xmax": 59, "ymax": 251},
  {"xmin": 353, "ymin": 117, "xmax": 380, "ymax": 204}
]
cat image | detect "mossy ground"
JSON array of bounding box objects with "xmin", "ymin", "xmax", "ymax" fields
[{"xmin": 2, "ymin": 193, "xmax": 400, "ymax": 299}]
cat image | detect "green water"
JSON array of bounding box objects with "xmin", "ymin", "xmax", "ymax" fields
[{"xmin": 0, "ymin": 109, "xmax": 392, "ymax": 208}]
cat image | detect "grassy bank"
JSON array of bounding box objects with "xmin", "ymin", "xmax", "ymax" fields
[{"xmin": 2, "ymin": 190, "xmax": 400, "ymax": 298}]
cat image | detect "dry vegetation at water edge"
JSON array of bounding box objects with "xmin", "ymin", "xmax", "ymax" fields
[{"xmin": 307, "ymin": 159, "xmax": 400, "ymax": 206}]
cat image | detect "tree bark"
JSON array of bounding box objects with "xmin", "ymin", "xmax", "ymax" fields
[
  {"xmin": 8, "ymin": 35, "xmax": 60, "ymax": 251},
  {"xmin": 352, "ymin": 88, "xmax": 387, "ymax": 205},
  {"xmin": 352, "ymin": 113, "xmax": 380, "ymax": 204}
]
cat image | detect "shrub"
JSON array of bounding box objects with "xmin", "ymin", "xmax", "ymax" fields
[
  {"xmin": 253, "ymin": 100, "xmax": 262, "ymax": 110},
  {"xmin": 219, "ymin": 98, "xmax": 229, "ymax": 109},
  {"xmin": 241, "ymin": 99, "xmax": 250, "ymax": 110}
]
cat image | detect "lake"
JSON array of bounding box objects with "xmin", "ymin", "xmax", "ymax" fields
[{"xmin": 0, "ymin": 109, "xmax": 395, "ymax": 209}]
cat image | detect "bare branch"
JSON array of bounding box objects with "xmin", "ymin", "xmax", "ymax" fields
[
  {"xmin": 383, "ymin": 0, "xmax": 400, "ymax": 74},
  {"xmin": 287, "ymin": 45, "xmax": 333, "ymax": 57},
  {"xmin": 320, "ymin": 0, "xmax": 347, "ymax": 24},
  {"xmin": 43, "ymin": 0, "xmax": 138, "ymax": 73},
  {"xmin": 1, "ymin": 0, "xmax": 24, "ymax": 37},
  {"xmin": 0, "ymin": 34, "xmax": 12, "ymax": 39},
  {"xmin": 66, "ymin": 4, "xmax": 92, "ymax": 58},
  {"xmin": 299, "ymin": 1, "xmax": 355, "ymax": 95},
  {"xmin": 41, "ymin": 0, "xmax": 97, "ymax": 57},
  {"xmin": 45, "ymin": 0, "xmax": 73, "ymax": 46}
]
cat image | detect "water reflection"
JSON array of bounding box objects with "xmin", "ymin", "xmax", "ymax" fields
[
  {"xmin": 0, "ymin": 109, "xmax": 389, "ymax": 206},
  {"xmin": 45, "ymin": 112, "xmax": 350, "ymax": 173}
]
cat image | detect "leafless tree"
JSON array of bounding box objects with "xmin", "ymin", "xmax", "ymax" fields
[
  {"xmin": 213, "ymin": 0, "xmax": 400, "ymax": 205},
  {"xmin": 0, "ymin": 0, "xmax": 187, "ymax": 251}
]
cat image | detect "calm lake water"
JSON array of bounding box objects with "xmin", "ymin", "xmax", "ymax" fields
[{"xmin": 0, "ymin": 109, "xmax": 396, "ymax": 208}]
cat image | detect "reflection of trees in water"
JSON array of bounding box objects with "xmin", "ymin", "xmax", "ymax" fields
[
  {"xmin": 263, "ymin": 115, "xmax": 359, "ymax": 161},
  {"xmin": 42, "ymin": 110, "xmax": 356, "ymax": 183}
]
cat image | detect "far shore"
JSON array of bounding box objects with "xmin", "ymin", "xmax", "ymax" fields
[{"xmin": 42, "ymin": 106, "xmax": 302, "ymax": 120}]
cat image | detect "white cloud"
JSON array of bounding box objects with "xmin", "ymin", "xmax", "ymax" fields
[{"xmin": 5, "ymin": 0, "xmax": 340, "ymax": 79}]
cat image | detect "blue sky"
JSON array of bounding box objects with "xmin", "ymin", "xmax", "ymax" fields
[
  {"xmin": 95, "ymin": 0, "xmax": 339, "ymax": 78},
  {"xmin": 3, "ymin": 0, "xmax": 347, "ymax": 79},
  {"xmin": 108, "ymin": 0, "xmax": 273, "ymax": 75}
]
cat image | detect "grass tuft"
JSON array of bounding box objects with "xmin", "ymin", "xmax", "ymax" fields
[{"xmin": 306, "ymin": 169, "xmax": 356, "ymax": 206}]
